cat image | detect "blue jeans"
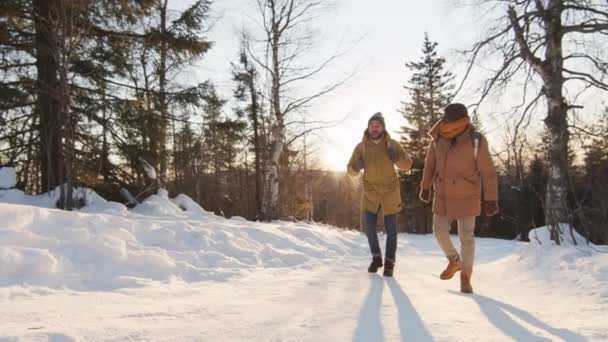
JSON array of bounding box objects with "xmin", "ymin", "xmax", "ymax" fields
[{"xmin": 364, "ymin": 210, "xmax": 398, "ymax": 262}]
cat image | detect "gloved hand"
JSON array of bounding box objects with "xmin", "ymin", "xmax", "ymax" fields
[
  {"xmin": 419, "ymin": 189, "xmax": 431, "ymax": 203},
  {"xmin": 356, "ymin": 158, "xmax": 365, "ymax": 172},
  {"xmin": 485, "ymin": 200, "xmax": 499, "ymax": 217},
  {"xmin": 387, "ymin": 145, "xmax": 398, "ymax": 162}
]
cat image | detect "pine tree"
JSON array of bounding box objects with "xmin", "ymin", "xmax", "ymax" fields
[
  {"xmin": 68, "ymin": 0, "xmax": 213, "ymax": 196},
  {"xmin": 0, "ymin": 0, "xmax": 39, "ymax": 191},
  {"xmin": 232, "ymin": 44, "xmax": 266, "ymax": 219},
  {"xmin": 398, "ymin": 34, "xmax": 454, "ymax": 233},
  {"xmin": 399, "ymin": 33, "xmax": 454, "ymax": 168},
  {"xmin": 471, "ymin": 109, "xmax": 484, "ymax": 134},
  {"xmin": 581, "ymin": 107, "xmax": 608, "ymax": 243},
  {"xmin": 200, "ymin": 84, "xmax": 246, "ymax": 215},
  {"xmin": 115, "ymin": 0, "xmax": 212, "ymax": 185}
]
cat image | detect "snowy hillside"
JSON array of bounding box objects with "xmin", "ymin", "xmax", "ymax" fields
[
  {"xmin": 0, "ymin": 188, "xmax": 365, "ymax": 290},
  {"xmin": 1, "ymin": 169, "xmax": 607, "ymax": 341}
]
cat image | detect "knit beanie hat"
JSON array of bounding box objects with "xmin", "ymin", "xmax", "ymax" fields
[
  {"xmin": 368, "ymin": 112, "xmax": 385, "ymax": 127},
  {"xmin": 443, "ymin": 103, "xmax": 469, "ymax": 122}
]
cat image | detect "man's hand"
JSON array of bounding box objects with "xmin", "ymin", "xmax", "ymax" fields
[
  {"xmin": 387, "ymin": 145, "xmax": 398, "ymax": 162},
  {"xmin": 355, "ymin": 158, "xmax": 365, "ymax": 172},
  {"xmin": 419, "ymin": 189, "xmax": 431, "ymax": 203},
  {"xmin": 485, "ymin": 200, "xmax": 499, "ymax": 216}
]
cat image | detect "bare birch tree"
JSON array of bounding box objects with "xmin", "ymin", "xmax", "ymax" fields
[
  {"xmin": 246, "ymin": 0, "xmax": 351, "ymax": 220},
  {"xmin": 458, "ymin": 0, "xmax": 608, "ymax": 243}
]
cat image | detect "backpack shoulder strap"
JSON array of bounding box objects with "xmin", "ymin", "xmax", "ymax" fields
[
  {"xmin": 470, "ymin": 129, "xmax": 481, "ymax": 160},
  {"xmin": 361, "ymin": 141, "xmax": 366, "ymax": 160}
]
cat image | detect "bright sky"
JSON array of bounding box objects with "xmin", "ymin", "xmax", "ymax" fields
[{"xmin": 178, "ymin": 0, "xmax": 604, "ymax": 171}]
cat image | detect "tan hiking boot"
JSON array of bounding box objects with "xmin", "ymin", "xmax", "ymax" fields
[
  {"xmin": 440, "ymin": 254, "xmax": 462, "ymax": 280},
  {"xmin": 460, "ymin": 272, "xmax": 473, "ymax": 294}
]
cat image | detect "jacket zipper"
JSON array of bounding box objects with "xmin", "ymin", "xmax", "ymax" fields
[{"xmin": 441, "ymin": 140, "xmax": 453, "ymax": 216}]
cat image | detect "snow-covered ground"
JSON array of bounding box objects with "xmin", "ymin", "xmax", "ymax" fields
[{"xmin": 0, "ymin": 168, "xmax": 607, "ymax": 341}]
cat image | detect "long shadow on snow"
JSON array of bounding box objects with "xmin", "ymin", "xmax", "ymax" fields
[
  {"xmin": 354, "ymin": 275, "xmax": 384, "ymax": 342},
  {"xmin": 450, "ymin": 290, "xmax": 587, "ymax": 341},
  {"xmin": 353, "ymin": 275, "xmax": 434, "ymax": 342},
  {"xmin": 386, "ymin": 278, "xmax": 434, "ymax": 342}
]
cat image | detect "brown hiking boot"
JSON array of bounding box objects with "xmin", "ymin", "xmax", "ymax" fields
[
  {"xmin": 440, "ymin": 254, "xmax": 462, "ymax": 280},
  {"xmin": 383, "ymin": 260, "xmax": 395, "ymax": 277},
  {"xmin": 368, "ymin": 256, "xmax": 383, "ymax": 273},
  {"xmin": 460, "ymin": 272, "xmax": 473, "ymax": 294}
]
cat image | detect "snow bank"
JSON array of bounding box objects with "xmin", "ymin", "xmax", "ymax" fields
[
  {"xmin": 0, "ymin": 189, "xmax": 366, "ymax": 290},
  {"xmin": 0, "ymin": 167, "xmax": 17, "ymax": 189},
  {"xmin": 0, "ymin": 332, "xmax": 79, "ymax": 342},
  {"xmin": 2, "ymin": 184, "xmax": 605, "ymax": 303},
  {"xmin": 0, "ymin": 186, "xmax": 127, "ymax": 215},
  {"xmin": 528, "ymin": 223, "xmax": 589, "ymax": 246},
  {"xmin": 0, "ymin": 246, "xmax": 59, "ymax": 278},
  {"xmin": 131, "ymin": 188, "xmax": 186, "ymax": 218},
  {"xmin": 498, "ymin": 225, "xmax": 608, "ymax": 303}
]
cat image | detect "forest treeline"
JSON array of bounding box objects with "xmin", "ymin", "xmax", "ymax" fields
[{"xmin": 1, "ymin": 1, "xmax": 607, "ymax": 244}]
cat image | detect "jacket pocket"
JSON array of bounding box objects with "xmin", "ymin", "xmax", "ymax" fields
[
  {"xmin": 461, "ymin": 175, "xmax": 479, "ymax": 186},
  {"xmin": 454, "ymin": 174, "xmax": 480, "ymax": 196}
]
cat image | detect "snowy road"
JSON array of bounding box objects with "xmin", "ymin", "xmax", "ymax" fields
[
  {"xmin": 2, "ymin": 247, "xmax": 605, "ymax": 341},
  {"xmin": 1, "ymin": 190, "xmax": 607, "ymax": 341}
]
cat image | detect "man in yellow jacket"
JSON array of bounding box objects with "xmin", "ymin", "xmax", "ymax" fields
[
  {"xmin": 347, "ymin": 112, "xmax": 412, "ymax": 277},
  {"xmin": 420, "ymin": 103, "xmax": 498, "ymax": 293}
]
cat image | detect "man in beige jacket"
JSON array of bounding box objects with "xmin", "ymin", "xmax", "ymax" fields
[
  {"xmin": 419, "ymin": 103, "xmax": 498, "ymax": 293},
  {"xmin": 348, "ymin": 112, "xmax": 412, "ymax": 277}
]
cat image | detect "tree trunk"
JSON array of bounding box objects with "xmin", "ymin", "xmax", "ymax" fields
[
  {"xmin": 248, "ymin": 68, "xmax": 263, "ymax": 218},
  {"xmin": 544, "ymin": 96, "xmax": 570, "ymax": 236},
  {"xmin": 101, "ymin": 85, "xmax": 110, "ymax": 182},
  {"xmin": 303, "ymin": 122, "xmax": 313, "ymax": 221},
  {"xmin": 58, "ymin": 33, "xmax": 74, "ymax": 210},
  {"xmin": 34, "ymin": 0, "xmax": 64, "ymax": 193},
  {"xmin": 157, "ymin": 0, "xmax": 169, "ymax": 181},
  {"xmin": 263, "ymin": 138, "xmax": 282, "ymax": 220},
  {"xmin": 262, "ymin": 17, "xmax": 285, "ymax": 221},
  {"xmin": 543, "ymin": 0, "xmax": 569, "ymax": 237},
  {"xmin": 172, "ymin": 116, "xmax": 179, "ymax": 192}
]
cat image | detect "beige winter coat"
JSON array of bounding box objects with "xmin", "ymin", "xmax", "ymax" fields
[
  {"xmin": 348, "ymin": 131, "xmax": 412, "ymax": 215},
  {"xmin": 421, "ymin": 124, "xmax": 498, "ymax": 218}
]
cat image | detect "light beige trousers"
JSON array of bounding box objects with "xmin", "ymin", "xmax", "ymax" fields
[{"xmin": 432, "ymin": 215, "xmax": 476, "ymax": 274}]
